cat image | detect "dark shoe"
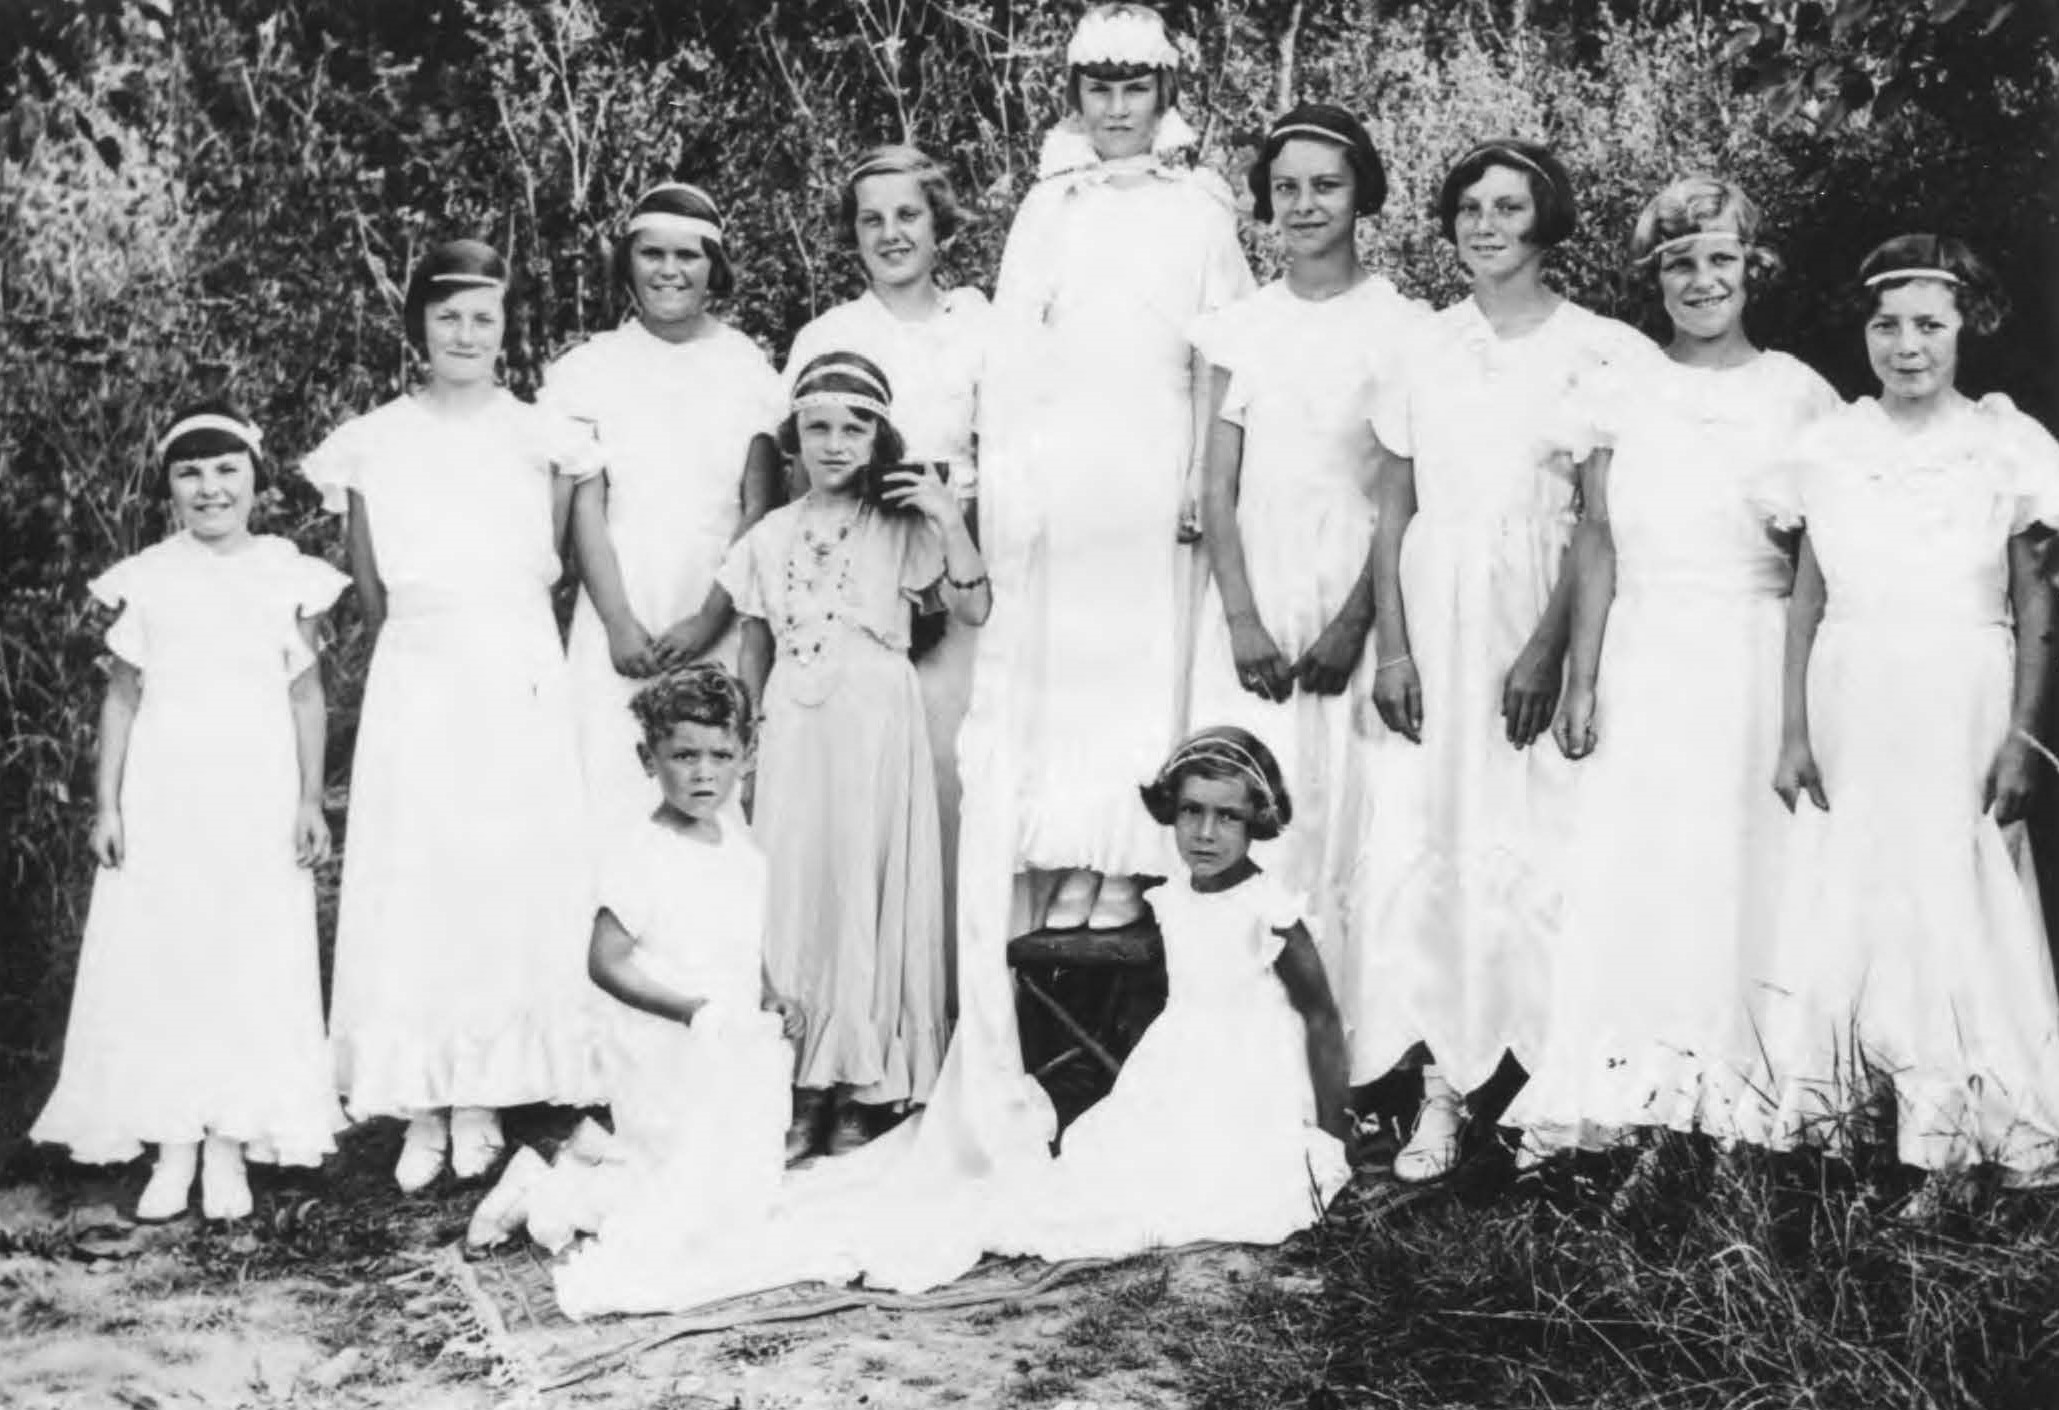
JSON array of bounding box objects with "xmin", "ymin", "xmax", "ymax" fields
[{"xmin": 784, "ymin": 1087, "xmax": 829, "ymax": 1165}]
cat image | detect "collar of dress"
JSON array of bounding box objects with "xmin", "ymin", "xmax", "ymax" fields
[{"xmin": 1035, "ymin": 109, "xmax": 1199, "ymax": 189}]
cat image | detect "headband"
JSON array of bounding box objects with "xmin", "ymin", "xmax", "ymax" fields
[
  {"xmin": 626, "ymin": 211, "xmax": 724, "ymax": 245},
  {"xmin": 1067, "ymin": 9, "xmax": 1180, "ymax": 69},
  {"xmin": 1158, "ymin": 735, "xmax": 1279, "ymax": 813},
  {"xmin": 429, "ymin": 272, "xmax": 505, "ymax": 291},
  {"xmin": 156, "ymin": 413, "xmax": 263, "ymax": 460},
  {"xmin": 849, "ymin": 152, "xmax": 930, "ymax": 184},
  {"xmin": 1864, "ymin": 266, "xmax": 1961, "ymax": 288},
  {"xmin": 1268, "ymin": 121, "xmax": 1352, "ymax": 148},
  {"xmin": 1461, "ymin": 143, "xmax": 1564, "ymax": 202},
  {"xmin": 1643, "ymin": 229, "xmax": 1745, "ymax": 263},
  {"xmin": 792, "ymin": 390, "xmax": 891, "ymax": 420},
  {"xmin": 796, "ymin": 358, "xmax": 891, "ymax": 401}
]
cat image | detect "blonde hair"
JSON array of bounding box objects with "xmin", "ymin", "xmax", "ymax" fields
[{"xmin": 1628, "ymin": 175, "xmax": 1781, "ymax": 285}]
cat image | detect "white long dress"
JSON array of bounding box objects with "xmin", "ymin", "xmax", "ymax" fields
[
  {"xmin": 1187, "ymin": 275, "xmax": 1424, "ymax": 997},
  {"xmin": 785, "ymin": 287, "xmax": 991, "ymax": 985},
  {"xmin": 308, "ymin": 392, "xmax": 605, "ymax": 1118},
  {"xmin": 1747, "ymin": 394, "xmax": 2059, "ymax": 1179},
  {"xmin": 1504, "ymin": 350, "xmax": 1839, "ymax": 1151},
  {"xmin": 1346, "ymin": 299, "xmax": 1651, "ymax": 1090},
  {"xmin": 982, "ymin": 159, "xmax": 1254, "ymax": 882},
  {"xmin": 543, "ymin": 322, "xmax": 784, "ymax": 835},
  {"xmin": 31, "ymin": 534, "xmax": 349, "ymax": 1166}
]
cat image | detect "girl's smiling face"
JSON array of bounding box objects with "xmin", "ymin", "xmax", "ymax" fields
[
  {"xmin": 1658, "ymin": 230, "xmax": 1749, "ymax": 343},
  {"xmin": 1454, "ymin": 163, "xmax": 1544, "ymax": 283},
  {"xmin": 1172, "ymin": 773, "xmax": 1257, "ymax": 881},
  {"xmin": 422, "ymin": 285, "xmax": 505, "ymax": 386},
  {"xmin": 167, "ymin": 451, "xmax": 256, "ymax": 544},
  {"xmin": 641, "ymin": 719, "xmax": 746, "ymax": 824},
  {"xmin": 1270, "ymin": 137, "xmax": 1358, "ymax": 260},
  {"xmin": 1078, "ymin": 72, "xmax": 1162, "ymax": 161},
  {"xmin": 853, "ymin": 172, "xmax": 938, "ymax": 294},
  {"xmin": 1866, "ymin": 279, "xmax": 1963, "ymax": 406},
  {"xmin": 629, "ymin": 228, "xmax": 714, "ymax": 329},
  {"xmin": 797, "ymin": 402, "xmax": 878, "ymax": 497}
]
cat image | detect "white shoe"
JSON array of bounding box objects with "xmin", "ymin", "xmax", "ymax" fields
[
  {"xmin": 1512, "ymin": 1130, "xmax": 1553, "ymax": 1174},
  {"xmin": 563, "ymin": 1117, "xmax": 616, "ymax": 1166},
  {"xmin": 1086, "ymin": 875, "xmax": 1146, "ymax": 930},
  {"xmin": 450, "ymin": 1106, "xmax": 505, "ymax": 1181},
  {"xmin": 395, "ymin": 1113, "xmax": 449, "ymax": 1193},
  {"xmin": 465, "ymin": 1146, "xmax": 550, "ymax": 1250},
  {"xmin": 200, "ymin": 1136, "xmax": 252, "ymax": 1222},
  {"xmin": 1394, "ymin": 1077, "xmax": 1465, "ymax": 1184},
  {"xmin": 136, "ymin": 1142, "xmax": 199, "ymax": 1222},
  {"xmin": 1044, "ymin": 870, "xmax": 1098, "ymax": 931}
]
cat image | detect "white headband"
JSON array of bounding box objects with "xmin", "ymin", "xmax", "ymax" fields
[
  {"xmin": 1645, "ymin": 229, "xmax": 1745, "ymax": 262},
  {"xmin": 1864, "ymin": 266, "xmax": 1961, "ymax": 288},
  {"xmin": 157, "ymin": 414, "xmax": 263, "ymax": 459},
  {"xmin": 429, "ymin": 272, "xmax": 505, "ymax": 291},
  {"xmin": 792, "ymin": 390, "xmax": 891, "ymax": 420},
  {"xmin": 1067, "ymin": 9, "xmax": 1180, "ymax": 69},
  {"xmin": 1269, "ymin": 122, "xmax": 1350, "ymax": 148},
  {"xmin": 1462, "ymin": 143, "xmax": 1565, "ymax": 201},
  {"xmin": 1161, "ymin": 735, "xmax": 1278, "ymax": 813},
  {"xmin": 626, "ymin": 211, "xmax": 724, "ymax": 245}
]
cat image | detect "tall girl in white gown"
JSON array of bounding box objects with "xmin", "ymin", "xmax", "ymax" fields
[
  {"xmin": 1354, "ymin": 140, "xmax": 1651, "ymax": 1181},
  {"xmin": 979, "ymin": 2, "xmax": 1254, "ymax": 932},
  {"xmin": 784, "ymin": 147, "xmax": 991, "ymax": 968},
  {"xmin": 1190, "ymin": 104, "xmax": 1424, "ymax": 1021},
  {"xmin": 310, "ymin": 241, "xmax": 604, "ymax": 1190},
  {"xmin": 549, "ymin": 183, "xmax": 785, "ymax": 836},
  {"xmin": 1756, "ymin": 235, "xmax": 2059, "ymax": 1194},
  {"xmin": 32, "ymin": 404, "xmax": 347, "ymax": 1222},
  {"xmin": 1505, "ymin": 178, "xmax": 1840, "ymax": 1157}
]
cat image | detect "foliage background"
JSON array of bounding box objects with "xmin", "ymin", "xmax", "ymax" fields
[{"xmin": 2, "ymin": 0, "xmax": 2054, "ymax": 1141}]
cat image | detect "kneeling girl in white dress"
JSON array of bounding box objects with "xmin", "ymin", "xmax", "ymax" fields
[
  {"xmin": 467, "ymin": 666, "xmax": 804, "ymax": 1256},
  {"xmin": 1757, "ymin": 234, "xmax": 2059, "ymax": 1199},
  {"xmin": 32, "ymin": 402, "xmax": 349, "ymax": 1222}
]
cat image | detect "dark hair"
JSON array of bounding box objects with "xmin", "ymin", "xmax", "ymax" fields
[
  {"xmin": 837, "ymin": 146, "xmax": 966, "ymax": 249},
  {"xmin": 1436, "ymin": 138, "xmax": 1577, "ymax": 248},
  {"xmin": 1852, "ymin": 233, "xmax": 2007, "ymax": 337},
  {"xmin": 403, "ymin": 239, "xmax": 511, "ymax": 357},
  {"xmin": 1139, "ymin": 725, "xmax": 1293, "ymax": 841},
  {"xmin": 1628, "ymin": 174, "xmax": 1781, "ymax": 286},
  {"xmin": 156, "ymin": 398, "xmax": 267, "ymax": 497},
  {"xmin": 629, "ymin": 664, "xmax": 755, "ymax": 750},
  {"xmin": 1248, "ymin": 103, "xmax": 1387, "ymax": 222},
  {"xmin": 775, "ymin": 351, "xmax": 908, "ymax": 465},
  {"xmin": 609, "ymin": 182, "xmax": 737, "ymax": 311},
  {"xmin": 1066, "ymin": 62, "xmax": 1179, "ymax": 114}
]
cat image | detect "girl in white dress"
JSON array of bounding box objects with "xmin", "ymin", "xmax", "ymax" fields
[
  {"xmin": 1354, "ymin": 140, "xmax": 1651, "ymax": 1181},
  {"xmin": 716, "ymin": 353, "xmax": 993, "ymax": 1157},
  {"xmin": 467, "ymin": 667, "xmax": 803, "ymax": 1258},
  {"xmin": 979, "ymin": 2, "xmax": 1254, "ymax": 932},
  {"xmin": 1756, "ymin": 235, "xmax": 2059, "ymax": 1199},
  {"xmin": 32, "ymin": 403, "xmax": 348, "ymax": 1222},
  {"xmin": 310, "ymin": 241, "xmax": 605, "ymax": 1191},
  {"xmin": 550, "ymin": 183, "xmax": 786, "ymax": 836},
  {"xmin": 1505, "ymin": 177, "xmax": 1840, "ymax": 1158},
  {"xmin": 1190, "ymin": 103, "xmax": 1424, "ymax": 1021},
  {"xmin": 784, "ymin": 147, "xmax": 990, "ymax": 966}
]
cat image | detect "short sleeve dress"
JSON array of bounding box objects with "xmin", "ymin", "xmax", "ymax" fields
[
  {"xmin": 1186, "ymin": 274, "xmax": 1427, "ymax": 987},
  {"xmin": 1506, "ymin": 350, "xmax": 1840, "ymax": 1152},
  {"xmin": 31, "ymin": 533, "xmax": 349, "ymax": 1165},
  {"xmin": 718, "ymin": 497, "xmax": 949, "ymax": 1105},
  {"xmin": 543, "ymin": 322, "xmax": 785, "ymax": 833},
  {"xmin": 1748, "ymin": 394, "xmax": 2059, "ymax": 1179},
  {"xmin": 1346, "ymin": 298, "xmax": 1652, "ymax": 1091},
  {"xmin": 307, "ymin": 390, "xmax": 606, "ymax": 1118}
]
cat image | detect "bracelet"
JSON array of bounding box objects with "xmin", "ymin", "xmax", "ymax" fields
[
  {"xmin": 947, "ymin": 572, "xmax": 990, "ymax": 592},
  {"xmin": 2016, "ymin": 727, "xmax": 2059, "ymax": 774},
  {"xmin": 1374, "ymin": 652, "xmax": 1413, "ymax": 672}
]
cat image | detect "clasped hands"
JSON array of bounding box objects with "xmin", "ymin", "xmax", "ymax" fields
[
  {"xmin": 1231, "ymin": 612, "xmax": 1367, "ymax": 703},
  {"xmin": 607, "ymin": 608, "xmax": 722, "ymax": 680}
]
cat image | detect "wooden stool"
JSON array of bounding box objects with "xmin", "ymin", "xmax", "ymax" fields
[{"xmin": 1006, "ymin": 922, "xmax": 1166, "ymax": 1085}]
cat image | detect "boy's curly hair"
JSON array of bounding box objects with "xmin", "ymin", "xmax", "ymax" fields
[{"xmin": 628, "ymin": 665, "xmax": 754, "ymax": 750}]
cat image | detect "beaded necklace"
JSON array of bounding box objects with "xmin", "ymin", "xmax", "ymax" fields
[{"xmin": 777, "ymin": 492, "xmax": 865, "ymax": 666}]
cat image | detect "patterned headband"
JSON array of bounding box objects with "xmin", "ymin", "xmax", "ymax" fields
[
  {"xmin": 793, "ymin": 390, "xmax": 891, "ymax": 420},
  {"xmin": 156, "ymin": 413, "xmax": 263, "ymax": 459}
]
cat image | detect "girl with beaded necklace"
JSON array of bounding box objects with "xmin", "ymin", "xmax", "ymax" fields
[{"xmin": 714, "ymin": 352, "xmax": 992, "ymax": 1160}]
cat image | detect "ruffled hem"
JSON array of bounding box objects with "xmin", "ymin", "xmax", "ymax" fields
[
  {"xmin": 334, "ymin": 1014, "xmax": 608, "ymax": 1118},
  {"xmin": 31, "ymin": 1105, "xmax": 343, "ymax": 1168},
  {"xmin": 1507, "ymin": 1049, "xmax": 1760, "ymax": 1154}
]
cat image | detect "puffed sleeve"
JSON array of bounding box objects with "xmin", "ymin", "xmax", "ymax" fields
[
  {"xmin": 1981, "ymin": 395, "xmax": 2059, "ymax": 534},
  {"xmin": 272, "ymin": 543, "xmax": 352, "ymax": 679},
  {"xmin": 537, "ymin": 342, "xmax": 603, "ymax": 428},
  {"xmin": 1246, "ymin": 873, "xmax": 1308, "ymax": 967},
  {"xmin": 1368, "ymin": 354, "xmax": 1416, "ymax": 460},
  {"xmin": 301, "ymin": 414, "xmax": 369, "ymax": 516},
  {"xmin": 87, "ymin": 553, "xmax": 150, "ymax": 669},
  {"xmin": 1188, "ymin": 296, "xmax": 1259, "ymax": 426},
  {"xmin": 1755, "ymin": 412, "xmax": 1847, "ymax": 533},
  {"xmin": 716, "ymin": 520, "xmax": 768, "ymax": 619},
  {"xmin": 595, "ymin": 830, "xmax": 656, "ymax": 940},
  {"xmin": 1553, "ymin": 316, "xmax": 1657, "ymax": 463},
  {"xmin": 541, "ymin": 407, "xmax": 604, "ymax": 481},
  {"xmin": 1190, "ymin": 173, "xmax": 1256, "ymax": 316},
  {"xmin": 898, "ymin": 516, "xmax": 946, "ymax": 601}
]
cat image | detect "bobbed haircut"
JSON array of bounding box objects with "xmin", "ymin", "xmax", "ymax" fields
[
  {"xmin": 1628, "ymin": 174, "xmax": 1782, "ymax": 287},
  {"xmin": 610, "ymin": 183, "xmax": 737, "ymax": 310},
  {"xmin": 1852, "ymin": 232, "xmax": 2008, "ymax": 337},
  {"xmin": 1436, "ymin": 138, "xmax": 1578, "ymax": 248},
  {"xmin": 156, "ymin": 397, "xmax": 268, "ymax": 497},
  {"xmin": 1249, "ymin": 103, "xmax": 1387, "ymax": 222},
  {"xmin": 403, "ymin": 239, "xmax": 510, "ymax": 357},
  {"xmin": 775, "ymin": 350, "xmax": 908, "ymax": 466},
  {"xmin": 1139, "ymin": 725, "xmax": 1293, "ymax": 842},
  {"xmin": 629, "ymin": 664, "xmax": 756, "ymax": 751},
  {"xmin": 837, "ymin": 145, "xmax": 967, "ymax": 248}
]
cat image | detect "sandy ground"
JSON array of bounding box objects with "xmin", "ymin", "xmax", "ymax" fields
[{"xmin": 0, "ymin": 1125, "xmax": 1298, "ymax": 1410}]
